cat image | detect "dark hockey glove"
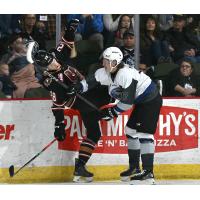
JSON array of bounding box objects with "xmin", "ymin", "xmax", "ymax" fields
[
  {"xmin": 66, "ymin": 82, "xmax": 83, "ymax": 96},
  {"xmin": 64, "ymin": 19, "xmax": 79, "ymax": 41},
  {"xmin": 100, "ymin": 107, "xmax": 118, "ymax": 121},
  {"xmin": 54, "ymin": 122, "xmax": 66, "ymax": 141},
  {"xmin": 67, "ymin": 19, "xmax": 79, "ymax": 32},
  {"xmin": 64, "ymin": 66, "xmax": 85, "ymax": 83}
]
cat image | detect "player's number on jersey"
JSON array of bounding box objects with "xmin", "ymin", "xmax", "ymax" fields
[
  {"xmin": 56, "ymin": 43, "xmax": 65, "ymax": 52},
  {"xmin": 50, "ymin": 91, "xmax": 57, "ymax": 102}
]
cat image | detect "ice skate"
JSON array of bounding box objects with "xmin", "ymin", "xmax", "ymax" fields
[
  {"xmin": 120, "ymin": 167, "xmax": 141, "ymax": 182},
  {"xmin": 130, "ymin": 170, "xmax": 156, "ymax": 185},
  {"xmin": 73, "ymin": 159, "xmax": 93, "ymax": 183}
]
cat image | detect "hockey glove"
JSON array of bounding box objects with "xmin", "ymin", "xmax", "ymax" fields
[
  {"xmin": 64, "ymin": 19, "xmax": 79, "ymax": 41},
  {"xmin": 100, "ymin": 107, "xmax": 118, "ymax": 121},
  {"xmin": 64, "ymin": 66, "xmax": 85, "ymax": 83},
  {"xmin": 66, "ymin": 82, "xmax": 83, "ymax": 96},
  {"xmin": 67, "ymin": 19, "xmax": 79, "ymax": 32},
  {"xmin": 54, "ymin": 122, "xmax": 66, "ymax": 141}
]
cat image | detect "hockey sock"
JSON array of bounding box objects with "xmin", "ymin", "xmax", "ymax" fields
[
  {"xmin": 127, "ymin": 135, "xmax": 140, "ymax": 169},
  {"xmin": 141, "ymin": 153, "xmax": 154, "ymax": 172},
  {"xmin": 139, "ymin": 138, "xmax": 155, "ymax": 171},
  {"xmin": 78, "ymin": 138, "xmax": 96, "ymax": 166}
]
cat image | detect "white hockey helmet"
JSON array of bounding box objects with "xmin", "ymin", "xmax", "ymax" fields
[{"xmin": 102, "ymin": 47, "xmax": 123, "ymax": 66}]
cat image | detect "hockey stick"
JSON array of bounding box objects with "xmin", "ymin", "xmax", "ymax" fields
[
  {"xmin": 9, "ymin": 138, "xmax": 57, "ymax": 177},
  {"xmin": 44, "ymin": 71, "xmax": 102, "ymax": 113}
]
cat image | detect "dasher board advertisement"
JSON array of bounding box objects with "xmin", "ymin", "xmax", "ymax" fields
[{"xmin": 0, "ymin": 98, "xmax": 200, "ymax": 182}]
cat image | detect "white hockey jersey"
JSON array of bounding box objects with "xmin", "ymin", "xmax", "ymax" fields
[{"xmin": 81, "ymin": 64, "xmax": 158, "ymax": 113}]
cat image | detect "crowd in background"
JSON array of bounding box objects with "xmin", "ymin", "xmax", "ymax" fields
[{"xmin": 1, "ymin": 14, "xmax": 200, "ymax": 98}]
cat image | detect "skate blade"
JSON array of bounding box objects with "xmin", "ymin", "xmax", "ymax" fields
[
  {"xmin": 73, "ymin": 176, "xmax": 93, "ymax": 183},
  {"xmin": 130, "ymin": 178, "xmax": 156, "ymax": 185},
  {"xmin": 120, "ymin": 176, "xmax": 130, "ymax": 182}
]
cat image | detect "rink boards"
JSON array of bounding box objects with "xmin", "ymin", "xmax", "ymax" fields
[{"xmin": 0, "ymin": 98, "xmax": 200, "ymax": 183}]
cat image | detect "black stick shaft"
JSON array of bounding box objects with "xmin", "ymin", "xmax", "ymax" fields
[
  {"xmin": 44, "ymin": 71, "xmax": 101, "ymax": 113},
  {"xmin": 13, "ymin": 138, "xmax": 57, "ymax": 176},
  {"xmin": 76, "ymin": 93, "xmax": 101, "ymax": 112}
]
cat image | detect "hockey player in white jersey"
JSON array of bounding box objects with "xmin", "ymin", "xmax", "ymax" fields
[{"xmin": 69, "ymin": 46, "xmax": 162, "ymax": 184}]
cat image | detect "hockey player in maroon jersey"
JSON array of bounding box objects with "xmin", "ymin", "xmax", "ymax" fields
[{"xmin": 27, "ymin": 19, "xmax": 111, "ymax": 182}]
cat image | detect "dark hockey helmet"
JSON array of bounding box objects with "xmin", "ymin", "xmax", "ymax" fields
[
  {"xmin": 34, "ymin": 50, "xmax": 54, "ymax": 67},
  {"xmin": 26, "ymin": 41, "xmax": 54, "ymax": 67}
]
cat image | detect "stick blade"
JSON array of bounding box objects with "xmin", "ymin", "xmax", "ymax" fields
[{"xmin": 9, "ymin": 165, "xmax": 14, "ymax": 177}]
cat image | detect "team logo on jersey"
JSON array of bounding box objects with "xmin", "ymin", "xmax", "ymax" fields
[{"xmin": 44, "ymin": 78, "xmax": 52, "ymax": 87}]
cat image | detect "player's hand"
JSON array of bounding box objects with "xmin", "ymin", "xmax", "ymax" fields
[
  {"xmin": 66, "ymin": 19, "xmax": 79, "ymax": 32},
  {"xmin": 66, "ymin": 83, "xmax": 83, "ymax": 96},
  {"xmin": 100, "ymin": 107, "xmax": 118, "ymax": 121},
  {"xmin": 54, "ymin": 122, "xmax": 66, "ymax": 141},
  {"xmin": 64, "ymin": 19, "xmax": 79, "ymax": 42}
]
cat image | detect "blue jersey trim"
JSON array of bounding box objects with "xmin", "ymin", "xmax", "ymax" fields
[
  {"xmin": 113, "ymin": 106, "xmax": 125, "ymax": 113},
  {"xmin": 134, "ymin": 82, "xmax": 156, "ymax": 104}
]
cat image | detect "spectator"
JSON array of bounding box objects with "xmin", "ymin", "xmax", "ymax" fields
[
  {"xmin": 153, "ymin": 14, "xmax": 174, "ymax": 31},
  {"xmin": 185, "ymin": 14, "xmax": 200, "ymax": 35},
  {"xmin": 0, "ymin": 63, "xmax": 16, "ymax": 98},
  {"xmin": 7, "ymin": 33, "xmax": 43, "ymax": 98},
  {"xmin": 0, "ymin": 87, "xmax": 6, "ymax": 98},
  {"xmin": 138, "ymin": 63, "xmax": 154, "ymax": 80},
  {"xmin": 165, "ymin": 59, "xmax": 200, "ymax": 96},
  {"xmin": 140, "ymin": 16, "xmax": 171, "ymax": 67},
  {"xmin": 46, "ymin": 14, "xmax": 56, "ymax": 40},
  {"xmin": 114, "ymin": 14, "xmax": 134, "ymax": 47},
  {"xmin": 120, "ymin": 30, "xmax": 135, "ymax": 67},
  {"xmin": 103, "ymin": 14, "xmax": 122, "ymax": 47},
  {"xmin": 0, "ymin": 80, "xmax": 2, "ymax": 90},
  {"xmin": 0, "ymin": 14, "xmax": 22, "ymax": 36},
  {"xmin": 20, "ymin": 14, "xmax": 47, "ymax": 50},
  {"xmin": 0, "ymin": 15, "xmax": 17, "ymax": 57},
  {"xmin": 67, "ymin": 14, "xmax": 104, "ymax": 50},
  {"xmin": 0, "ymin": 14, "xmax": 13, "ymax": 38},
  {"xmin": 103, "ymin": 14, "xmax": 121, "ymax": 32},
  {"xmin": 35, "ymin": 14, "xmax": 62, "ymax": 41},
  {"xmin": 103, "ymin": 14, "xmax": 121, "ymax": 48},
  {"xmin": 165, "ymin": 15, "xmax": 200, "ymax": 63}
]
